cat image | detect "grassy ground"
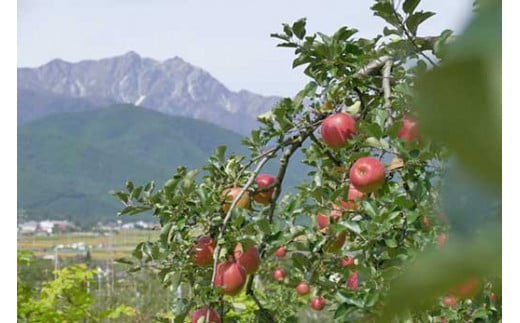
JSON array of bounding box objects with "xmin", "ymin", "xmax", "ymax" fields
[{"xmin": 17, "ymin": 230, "xmax": 160, "ymax": 261}]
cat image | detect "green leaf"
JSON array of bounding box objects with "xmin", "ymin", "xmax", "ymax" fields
[
  {"xmin": 334, "ymin": 303, "xmax": 349, "ymax": 319},
  {"xmin": 341, "ymin": 220, "xmax": 362, "ymax": 235},
  {"xmin": 394, "ymin": 196, "xmax": 414, "ymax": 209},
  {"xmin": 144, "ymin": 181, "xmax": 155, "ymax": 193},
  {"xmin": 117, "ymin": 205, "xmax": 152, "ymax": 216},
  {"xmin": 256, "ymin": 218, "xmax": 272, "ymax": 235},
  {"xmin": 292, "ymin": 55, "xmax": 312, "ymax": 69},
  {"xmin": 371, "ymin": 1, "xmax": 400, "ymax": 27},
  {"xmin": 380, "ymin": 229, "xmax": 501, "ymax": 320},
  {"xmin": 402, "ymin": 0, "xmax": 420, "ymax": 14},
  {"xmin": 405, "ymin": 11, "xmax": 435, "ymax": 35},
  {"xmin": 419, "ymin": 3, "xmax": 501, "ymax": 191},
  {"xmin": 415, "ymin": 58, "xmax": 500, "ymax": 190},
  {"xmin": 362, "ymin": 201, "xmax": 378, "ymax": 218},
  {"xmin": 214, "ymin": 145, "xmax": 227, "ymax": 163},
  {"xmin": 126, "ymin": 181, "xmax": 134, "ymax": 192},
  {"xmin": 270, "ymin": 33, "xmax": 290, "ymax": 42},
  {"xmin": 294, "ymin": 81, "xmax": 317, "ymax": 107},
  {"xmin": 433, "ymin": 29, "xmax": 454, "ymax": 59},
  {"xmin": 383, "ymin": 27, "xmax": 400, "ymax": 36},
  {"xmin": 130, "ymin": 185, "xmax": 143, "ymax": 200},
  {"xmin": 332, "ymin": 26, "xmax": 358, "ymax": 42},
  {"xmin": 282, "ymin": 23, "xmax": 293, "ymax": 37},
  {"xmin": 336, "ymin": 290, "xmax": 365, "ymax": 308},
  {"xmin": 277, "ymin": 42, "xmax": 298, "ymax": 48},
  {"xmin": 292, "ymin": 18, "xmax": 307, "ymax": 40},
  {"xmin": 384, "ymin": 238, "xmax": 398, "ymax": 248},
  {"xmin": 291, "ymin": 252, "xmax": 311, "ymax": 271},
  {"xmin": 112, "ymin": 191, "xmax": 129, "ymax": 204}
]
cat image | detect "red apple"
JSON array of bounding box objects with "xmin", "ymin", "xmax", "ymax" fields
[
  {"xmin": 317, "ymin": 210, "xmax": 341, "ymax": 231},
  {"xmin": 254, "ymin": 174, "xmax": 276, "ymax": 205},
  {"xmin": 397, "ymin": 116, "xmax": 419, "ymax": 143},
  {"xmin": 310, "ymin": 296, "xmax": 326, "ymax": 311},
  {"xmin": 338, "ymin": 184, "xmax": 365, "ymax": 210},
  {"xmin": 421, "ymin": 216, "xmax": 430, "ymax": 227},
  {"xmin": 341, "ymin": 256, "xmax": 355, "ymax": 267},
  {"xmin": 349, "ymin": 157, "xmax": 386, "ymax": 193},
  {"xmin": 296, "ymin": 282, "xmax": 311, "ymax": 295},
  {"xmin": 450, "ymin": 277, "xmax": 479, "ymax": 298},
  {"xmin": 320, "ymin": 112, "xmax": 356, "ymax": 148},
  {"xmin": 273, "ymin": 268, "xmax": 286, "ymax": 281},
  {"xmin": 221, "ymin": 187, "xmax": 250, "ymax": 213},
  {"xmin": 234, "ymin": 243, "xmax": 260, "ymax": 275},
  {"xmin": 191, "ymin": 306, "xmax": 221, "ymax": 323},
  {"xmin": 274, "ymin": 246, "xmax": 286, "ymax": 258},
  {"xmin": 489, "ymin": 293, "xmax": 497, "ymax": 302},
  {"xmin": 192, "ymin": 236, "xmax": 216, "ymax": 266},
  {"xmin": 437, "ymin": 233, "xmax": 448, "ymax": 249},
  {"xmin": 442, "ymin": 296, "xmax": 458, "ymax": 308},
  {"xmin": 214, "ymin": 261, "xmax": 247, "ymax": 296},
  {"xmin": 347, "ymin": 271, "xmax": 359, "ymax": 290},
  {"xmin": 317, "ymin": 212, "xmax": 330, "ymax": 231}
]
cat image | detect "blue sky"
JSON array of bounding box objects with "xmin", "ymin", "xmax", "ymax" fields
[{"xmin": 18, "ymin": 0, "xmax": 474, "ymax": 97}]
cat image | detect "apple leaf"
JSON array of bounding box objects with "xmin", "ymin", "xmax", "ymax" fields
[
  {"xmin": 402, "ymin": 0, "xmax": 420, "ymax": 14},
  {"xmin": 292, "ymin": 18, "xmax": 307, "ymax": 40},
  {"xmin": 380, "ymin": 229, "xmax": 501, "ymax": 320},
  {"xmin": 405, "ymin": 11, "xmax": 435, "ymax": 35},
  {"xmin": 371, "ymin": 1, "xmax": 400, "ymax": 27},
  {"xmin": 414, "ymin": 1, "xmax": 501, "ymax": 191}
]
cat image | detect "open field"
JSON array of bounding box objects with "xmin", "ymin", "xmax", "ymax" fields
[{"xmin": 17, "ymin": 230, "xmax": 160, "ymax": 261}]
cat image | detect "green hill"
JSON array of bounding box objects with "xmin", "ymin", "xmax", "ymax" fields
[
  {"xmin": 18, "ymin": 104, "xmax": 249, "ymax": 225},
  {"xmin": 18, "ymin": 104, "xmax": 309, "ymax": 226}
]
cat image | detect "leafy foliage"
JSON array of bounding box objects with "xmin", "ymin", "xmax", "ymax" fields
[
  {"xmin": 112, "ymin": 0, "xmax": 501, "ymax": 322},
  {"xmin": 17, "ymin": 252, "xmax": 136, "ymax": 322}
]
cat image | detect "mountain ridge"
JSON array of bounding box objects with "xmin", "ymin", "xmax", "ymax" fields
[{"xmin": 18, "ymin": 51, "xmax": 282, "ymax": 135}]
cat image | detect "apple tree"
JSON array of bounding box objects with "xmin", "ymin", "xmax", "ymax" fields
[{"xmin": 113, "ymin": 0, "xmax": 501, "ymax": 321}]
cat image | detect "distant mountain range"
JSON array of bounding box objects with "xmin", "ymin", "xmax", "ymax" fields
[
  {"xmin": 18, "ymin": 52, "xmax": 281, "ymax": 135},
  {"xmin": 17, "ymin": 53, "xmax": 309, "ymax": 226}
]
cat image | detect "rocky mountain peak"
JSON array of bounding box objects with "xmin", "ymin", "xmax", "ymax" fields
[{"xmin": 18, "ymin": 52, "xmax": 281, "ymax": 135}]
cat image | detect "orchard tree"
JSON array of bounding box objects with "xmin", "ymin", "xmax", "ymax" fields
[
  {"xmin": 17, "ymin": 251, "xmax": 136, "ymax": 322},
  {"xmin": 113, "ymin": 0, "xmax": 501, "ymax": 321}
]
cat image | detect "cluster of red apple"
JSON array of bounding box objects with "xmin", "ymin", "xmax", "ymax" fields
[
  {"xmin": 189, "ymin": 111, "xmax": 419, "ymax": 320},
  {"xmin": 190, "ymin": 175, "xmax": 277, "ymax": 321}
]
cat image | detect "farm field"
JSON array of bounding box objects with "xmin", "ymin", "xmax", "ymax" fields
[{"xmin": 17, "ymin": 229, "xmax": 160, "ymax": 261}]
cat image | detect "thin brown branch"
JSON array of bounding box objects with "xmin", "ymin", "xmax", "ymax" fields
[{"xmin": 267, "ymin": 133, "xmax": 310, "ymax": 223}]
